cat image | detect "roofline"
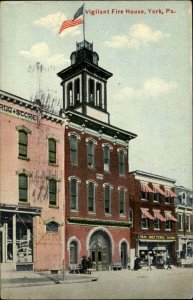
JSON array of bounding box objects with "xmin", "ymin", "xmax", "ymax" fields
[
  {"xmin": 130, "ymin": 170, "xmax": 176, "ymax": 183},
  {"xmin": 174, "ymin": 185, "xmax": 192, "ymax": 192}
]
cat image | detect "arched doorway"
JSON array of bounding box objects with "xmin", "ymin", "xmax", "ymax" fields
[
  {"xmin": 121, "ymin": 242, "xmax": 128, "ymax": 269},
  {"xmin": 89, "ymin": 230, "xmax": 111, "ymax": 271}
]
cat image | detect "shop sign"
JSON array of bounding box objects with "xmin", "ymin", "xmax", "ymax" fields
[
  {"xmin": 0, "ymin": 103, "xmax": 37, "ymax": 122},
  {"xmin": 139, "ymin": 235, "xmax": 176, "ymax": 241}
]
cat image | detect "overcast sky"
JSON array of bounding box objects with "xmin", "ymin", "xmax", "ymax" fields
[{"xmin": 1, "ymin": 1, "xmax": 192, "ymax": 189}]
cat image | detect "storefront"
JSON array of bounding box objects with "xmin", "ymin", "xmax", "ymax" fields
[
  {"xmin": 0, "ymin": 204, "xmax": 41, "ymax": 270},
  {"xmin": 137, "ymin": 235, "xmax": 176, "ymax": 267}
]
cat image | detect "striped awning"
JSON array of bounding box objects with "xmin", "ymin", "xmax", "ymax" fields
[
  {"xmin": 165, "ymin": 188, "xmax": 176, "ymax": 197},
  {"xmin": 153, "ymin": 186, "xmax": 166, "ymax": 196},
  {"xmin": 165, "ymin": 211, "xmax": 177, "ymax": 222},
  {"xmin": 141, "ymin": 208, "xmax": 154, "ymax": 220},
  {"xmin": 153, "ymin": 209, "xmax": 166, "ymax": 221},
  {"xmin": 141, "ymin": 183, "xmax": 153, "ymax": 193}
]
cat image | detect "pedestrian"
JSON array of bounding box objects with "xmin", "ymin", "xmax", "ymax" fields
[
  {"xmin": 166, "ymin": 256, "xmax": 172, "ymax": 270},
  {"xmin": 87, "ymin": 256, "xmax": 92, "ymax": 274},
  {"xmin": 133, "ymin": 256, "xmax": 141, "ymax": 271},
  {"xmin": 147, "ymin": 254, "xmax": 152, "ymax": 270},
  {"xmin": 81, "ymin": 255, "xmax": 88, "ymax": 273}
]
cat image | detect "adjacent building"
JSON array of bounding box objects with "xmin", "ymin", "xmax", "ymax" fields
[
  {"xmin": 0, "ymin": 91, "xmax": 65, "ymax": 271},
  {"xmin": 129, "ymin": 170, "xmax": 177, "ymax": 268},
  {"xmin": 175, "ymin": 186, "xmax": 193, "ymax": 266}
]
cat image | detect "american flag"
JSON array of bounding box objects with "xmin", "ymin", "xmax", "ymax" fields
[{"xmin": 59, "ymin": 18, "xmax": 83, "ymax": 34}]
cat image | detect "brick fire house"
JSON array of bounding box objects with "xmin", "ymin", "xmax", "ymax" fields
[{"xmin": 58, "ymin": 40, "xmax": 137, "ymax": 271}]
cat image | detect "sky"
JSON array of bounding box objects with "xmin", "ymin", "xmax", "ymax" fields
[{"xmin": 1, "ymin": 1, "xmax": 192, "ymax": 189}]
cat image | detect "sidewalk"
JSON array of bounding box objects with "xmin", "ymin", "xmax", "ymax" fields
[{"xmin": 1, "ymin": 270, "xmax": 99, "ymax": 288}]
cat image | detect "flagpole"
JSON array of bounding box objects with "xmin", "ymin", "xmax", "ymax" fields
[{"xmin": 83, "ymin": 3, "xmax": 85, "ymax": 42}]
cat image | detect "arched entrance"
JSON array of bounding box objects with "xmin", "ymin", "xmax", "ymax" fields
[
  {"xmin": 121, "ymin": 242, "xmax": 128, "ymax": 269},
  {"xmin": 89, "ymin": 230, "xmax": 111, "ymax": 271}
]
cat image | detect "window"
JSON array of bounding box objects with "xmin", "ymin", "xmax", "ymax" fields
[
  {"xmin": 103, "ymin": 145, "xmax": 110, "ymax": 172},
  {"xmin": 74, "ymin": 78, "xmax": 80, "ymax": 104},
  {"xmin": 67, "ymin": 82, "xmax": 73, "ymax": 106},
  {"xmin": 70, "ymin": 178, "xmax": 78, "ymax": 211},
  {"xmin": 141, "ymin": 191, "xmax": 148, "ymax": 200},
  {"xmin": 46, "ymin": 221, "xmax": 59, "ymax": 232},
  {"xmin": 87, "ymin": 182, "xmax": 95, "ymax": 212},
  {"xmin": 129, "ymin": 209, "xmax": 133, "ymax": 227},
  {"xmin": 119, "ymin": 150, "xmax": 125, "ymax": 176},
  {"xmin": 49, "ymin": 180, "xmax": 57, "ymax": 206},
  {"xmin": 19, "ymin": 174, "xmax": 28, "ymax": 202},
  {"xmin": 165, "ymin": 196, "xmax": 171, "ymax": 204},
  {"xmin": 70, "ymin": 135, "xmax": 78, "ymax": 165},
  {"xmin": 19, "ymin": 131, "xmax": 28, "ymax": 158},
  {"xmin": 48, "ymin": 139, "xmax": 56, "ymax": 164},
  {"xmin": 177, "ymin": 214, "xmax": 183, "ymax": 231},
  {"xmin": 153, "ymin": 193, "xmax": 160, "ymax": 202},
  {"xmin": 165, "ymin": 220, "xmax": 171, "ymax": 230},
  {"xmin": 96, "ymin": 82, "xmax": 102, "ymax": 107},
  {"xmin": 70, "ymin": 241, "xmax": 78, "ymax": 264},
  {"xmin": 186, "ymin": 215, "xmax": 191, "ymax": 231},
  {"xmin": 104, "ymin": 185, "xmax": 111, "ymax": 214},
  {"xmin": 141, "ymin": 218, "xmax": 148, "ymax": 229},
  {"xmin": 153, "ymin": 218, "xmax": 160, "ymax": 230},
  {"xmin": 119, "ymin": 188, "xmax": 126, "ymax": 215},
  {"xmin": 87, "ymin": 140, "xmax": 95, "ymax": 168},
  {"xmin": 88, "ymin": 78, "xmax": 95, "ymax": 104}
]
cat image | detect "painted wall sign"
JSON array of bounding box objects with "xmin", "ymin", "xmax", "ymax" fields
[{"xmin": 0, "ymin": 103, "xmax": 37, "ymax": 122}]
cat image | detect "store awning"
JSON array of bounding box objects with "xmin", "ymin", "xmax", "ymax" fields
[
  {"xmin": 165, "ymin": 211, "xmax": 177, "ymax": 222},
  {"xmin": 141, "ymin": 208, "xmax": 154, "ymax": 220},
  {"xmin": 141, "ymin": 183, "xmax": 153, "ymax": 193},
  {"xmin": 153, "ymin": 186, "xmax": 166, "ymax": 195},
  {"xmin": 165, "ymin": 188, "xmax": 176, "ymax": 197},
  {"xmin": 153, "ymin": 209, "xmax": 166, "ymax": 221}
]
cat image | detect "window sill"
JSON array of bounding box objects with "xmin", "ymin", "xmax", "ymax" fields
[
  {"xmin": 70, "ymin": 209, "xmax": 79, "ymax": 212},
  {"xmin": 141, "ymin": 228, "xmax": 148, "ymax": 230},
  {"xmin": 154, "ymin": 228, "xmax": 160, "ymax": 231},
  {"xmin": 105, "ymin": 213, "xmax": 112, "ymax": 216},
  {"xmin": 165, "ymin": 203, "xmax": 171, "ymax": 205},
  {"xmin": 49, "ymin": 205, "xmax": 59, "ymax": 209},
  {"xmin": 119, "ymin": 214, "xmax": 126, "ymax": 218},
  {"xmin": 165, "ymin": 229, "xmax": 171, "ymax": 231},
  {"xmin": 119, "ymin": 174, "xmax": 125, "ymax": 177},
  {"xmin": 88, "ymin": 211, "xmax": 96, "ymax": 215},
  {"xmin": 153, "ymin": 201, "xmax": 160, "ymax": 203},
  {"xmin": 141, "ymin": 199, "xmax": 148, "ymax": 201},
  {"xmin": 18, "ymin": 156, "xmax": 30, "ymax": 161},
  {"xmin": 49, "ymin": 163, "xmax": 59, "ymax": 167},
  {"xmin": 18, "ymin": 201, "xmax": 30, "ymax": 206},
  {"xmin": 71, "ymin": 163, "xmax": 78, "ymax": 167}
]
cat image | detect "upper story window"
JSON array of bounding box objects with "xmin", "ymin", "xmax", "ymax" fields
[
  {"xmin": 141, "ymin": 183, "xmax": 153, "ymax": 201},
  {"xmin": 103, "ymin": 145, "xmax": 111, "ymax": 172},
  {"xmin": 165, "ymin": 219, "xmax": 171, "ymax": 230},
  {"xmin": 165, "ymin": 195, "xmax": 171, "ymax": 204},
  {"xmin": 96, "ymin": 82, "xmax": 102, "ymax": 108},
  {"xmin": 104, "ymin": 184, "xmax": 112, "ymax": 214},
  {"xmin": 88, "ymin": 78, "xmax": 95, "ymax": 104},
  {"xmin": 69, "ymin": 134, "xmax": 78, "ymax": 165},
  {"xmin": 49, "ymin": 179, "xmax": 57, "ymax": 206},
  {"xmin": 185, "ymin": 214, "xmax": 191, "ymax": 231},
  {"xmin": 177, "ymin": 214, "xmax": 183, "ymax": 231},
  {"xmin": 119, "ymin": 187, "xmax": 126, "ymax": 215},
  {"xmin": 67, "ymin": 82, "xmax": 73, "ymax": 106},
  {"xmin": 46, "ymin": 221, "xmax": 59, "ymax": 232},
  {"xmin": 69, "ymin": 177, "xmax": 80, "ymax": 211},
  {"xmin": 141, "ymin": 217, "xmax": 148, "ymax": 229},
  {"xmin": 48, "ymin": 139, "xmax": 56, "ymax": 164},
  {"xmin": 86, "ymin": 139, "xmax": 96, "ymax": 168},
  {"xmin": 19, "ymin": 174, "xmax": 28, "ymax": 202},
  {"xmin": 18, "ymin": 131, "xmax": 28, "ymax": 158},
  {"xmin": 74, "ymin": 78, "xmax": 80, "ymax": 104},
  {"xmin": 153, "ymin": 193, "xmax": 160, "ymax": 202},
  {"xmin": 153, "ymin": 218, "xmax": 160, "ymax": 230},
  {"xmin": 87, "ymin": 181, "xmax": 97, "ymax": 213},
  {"xmin": 118, "ymin": 149, "xmax": 126, "ymax": 176}
]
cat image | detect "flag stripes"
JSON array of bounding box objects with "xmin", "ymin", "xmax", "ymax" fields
[{"xmin": 59, "ymin": 18, "xmax": 83, "ymax": 34}]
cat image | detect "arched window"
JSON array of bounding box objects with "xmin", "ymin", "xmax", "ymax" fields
[
  {"xmin": 87, "ymin": 181, "xmax": 97, "ymax": 212},
  {"xmin": 74, "ymin": 78, "xmax": 80, "ymax": 104},
  {"xmin": 87, "ymin": 140, "xmax": 95, "ymax": 168},
  {"xmin": 103, "ymin": 184, "xmax": 112, "ymax": 214},
  {"xmin": 70, "ymin": 135, "xmax": 78, "ymax": 165},
  {"xmin": 46, "ymin": 221, "xmax": 59, "ymax": 232},
  {"xmin": 70, "ymin": 241, "xmax": 78, "ymax": 264},
  {"xmin": 69, "ymin": 178, "xmax": 80, "ymax": 211},
  {"xmin": 48, "ymin": 139, "xmax": 56, "ymax": 164},
  {"xmin": 49, "ymin": 179, "xmax": 57, "ymax": 206},
  {"xmin": 118, "ymin": 150, "xmax": 126, "ymax": 176},
  {"xmin": 18, "ymin": 131, "xmax": 28, "ymax": 158},
  {"xmin": 19, "ymin": 174, "xmax": 28, "ymax": 202},
  {"xmin": 88, "ymin": 79, "xmax": 95, "ymax": 104},
  {"xmin": 67, "ymin": 82, "xmax": 73, "ymax": 106},
  {"xmin": 96, "ymin": 82, "xmax": 102, "ymax": 107}
]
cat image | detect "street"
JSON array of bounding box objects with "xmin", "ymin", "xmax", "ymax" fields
[{"xmin": 1, "ymin": 268, "xmax": 193, "ymax": 299}]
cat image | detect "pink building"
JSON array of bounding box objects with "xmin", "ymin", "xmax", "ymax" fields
[{"xmin": 0, "ymin": 91, "xmax": 65, "ymax": 271}]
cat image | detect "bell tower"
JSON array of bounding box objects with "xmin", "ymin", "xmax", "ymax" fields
[{"xmin": 58, "ymin": 40, "xmax": 113, "ymax": 123}]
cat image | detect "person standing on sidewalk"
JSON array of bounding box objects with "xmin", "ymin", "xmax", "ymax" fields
[
  {"xmin": 166, "ymin": 256, "xmax": 172, "ymax": 270},
  {"xmin": 147, "ymin": 254, "xmax": 152, "ymax": 270}
]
